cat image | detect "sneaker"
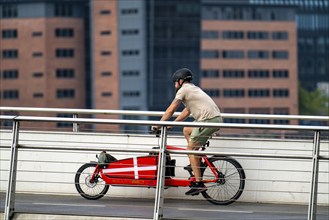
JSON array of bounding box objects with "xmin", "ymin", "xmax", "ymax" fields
[{"xmin": 185, "ymin": 182, "xmax": 207, "ymax": 196}]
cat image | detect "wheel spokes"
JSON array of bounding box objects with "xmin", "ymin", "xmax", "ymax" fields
[
  {"xmin": 202, "ymin": 159, "xmax": 244, "ymax": 203},
  {"xmin": 78, "ymin": 166, "xmax": 106, "ymax": 196}
]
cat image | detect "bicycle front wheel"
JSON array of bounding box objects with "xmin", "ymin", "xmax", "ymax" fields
[
  {"xmin": 75, "ymin": 163, "xmax": 109, "ymax": 200},
  {"xmin": 201, "ymin": 157, "xmax": 245, "ymax": 205}
]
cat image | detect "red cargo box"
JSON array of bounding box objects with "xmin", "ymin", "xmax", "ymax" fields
[{"xmin": 103, "ymin": 155, "xmax": 158, "ymax": 180}]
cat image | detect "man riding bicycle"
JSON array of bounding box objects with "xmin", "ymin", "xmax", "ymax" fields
[{"xmin": 152, "ymin": 68, "xmax": 222, "ymax": 196}]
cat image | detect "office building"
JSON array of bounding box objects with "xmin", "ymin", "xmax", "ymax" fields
[
  {"xmin": 249, "ymin": 0, "xmax": 329, "ymax": 91},
  {"xmin": 201, "ymin": 0, "xmax": 299, "ymax": 124},
  {"xmin": 0, "ymin": 0, "xmax": 88, "ymax": 129}
]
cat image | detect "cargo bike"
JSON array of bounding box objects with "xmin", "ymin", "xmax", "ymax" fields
[{"xmin": 75, "ymin": 141, "xmax": 245, "ymax": 205}]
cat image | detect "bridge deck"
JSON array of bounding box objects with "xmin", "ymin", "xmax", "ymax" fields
[{"xmin": 1, "ymin": 193, "xmax": 329, "ymax": 220}]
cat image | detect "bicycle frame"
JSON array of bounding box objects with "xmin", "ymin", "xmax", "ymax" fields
[
  {"xmin": 76, "ymin": 142, "xmax": 245, "ymax": 205},
  {"xmin": 89, "ymin": 145, "xmax": 220, "ymax": 188}
]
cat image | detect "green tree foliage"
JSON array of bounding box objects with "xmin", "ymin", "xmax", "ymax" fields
[{"xmin": 299, "ymin": 84, "xmax": 329, "ymax": 116}]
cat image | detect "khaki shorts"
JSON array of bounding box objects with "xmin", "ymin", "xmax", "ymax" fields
[{"xmin": 190, "ymin": 116, "xmax": 222, "ymax": 145}]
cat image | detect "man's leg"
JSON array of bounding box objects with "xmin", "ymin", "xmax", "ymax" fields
[
  {"xmin": 183, "ymin": 127, "xmax": 192, "ymax": 142},
  {"xmin": 183, "ymin": 127, "xmax": 207, "ymax": 195},
  {"xmin": 183, "ymin": 127, "xmax": 202, "ymax": 181},
  {"xmin": 185, "ymin": 141, "xmax": 206, "ymax": 195},
  {"xmin": 187, "ymin": 141, "xmax": 202, "ymax": 181}
]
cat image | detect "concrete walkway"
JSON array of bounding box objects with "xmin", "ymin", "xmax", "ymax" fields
[{"xmin": 1, "ymin": 193, "xmax": 328, "ymax": 220}]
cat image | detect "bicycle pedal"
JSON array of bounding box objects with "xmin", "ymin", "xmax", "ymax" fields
[{"xmin": 184, "ymin": 164, "xmax": 192, "ymax": 171}]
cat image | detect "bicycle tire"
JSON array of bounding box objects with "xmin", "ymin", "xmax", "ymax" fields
[
  {"xmin": 75, "ymin": 163, "xmax": 109, "ymax": 200},
  {"xmin": 201, "ymin": 156, "xmax": 245, "ymax": 205}
]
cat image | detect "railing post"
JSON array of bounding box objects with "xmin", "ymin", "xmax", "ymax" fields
[
  {"xmin": 4, "ymin": 120, "xmax": 20, "ymax": 220},
  {"xmin": 308, "ymin": 131, "xmax": 320, "ymax": 220},
  {"xmin": 73, "ymin": 114, "xmax": 79, "ymax": 132},
  {"xmin": 153, "ymin": 126, "xmax": 167, "ymax": 220}
]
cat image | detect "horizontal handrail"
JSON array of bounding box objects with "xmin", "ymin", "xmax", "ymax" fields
[
  {"xmin": 15, "ymin": 144, "xmax": 329, "ymax": 160},
  {"xmin": 1, "ymin": 106, "xmax": 328, "ymax": 121},
  {"xmin": 0, "ymin": 115, "xmax": 17, "ymax": 120},
  {"xmin": 0, "ymin": 115, "xmax": 328, "ymax": 131}
]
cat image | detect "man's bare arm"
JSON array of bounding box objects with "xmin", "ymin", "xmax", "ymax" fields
[
  {"xmin": 174, "ymin": 107, "xmax": 190, "ymax": 122},
  {"xmin": 160, "ymin": 99, "xmax": 182, "ymax": 121}
]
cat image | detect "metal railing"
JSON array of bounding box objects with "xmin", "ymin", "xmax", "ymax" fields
[
  {"xmin": 0, "ymin": 110, "xmax": 328, "ymax": 220},
  {"xmin": 1, "ymin": 106, "xmax": 329, "ymax": 121}
]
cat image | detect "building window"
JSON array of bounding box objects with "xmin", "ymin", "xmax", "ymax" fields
[
  {"xmin": 272, "ymin": 50, "xmax": 289, "ymax": 59},
  {"xmin": 56, "ymin": 49, "xmax": 74, "ymax": 58},
  {"xmin": 202, "ymin": 50, "xmax": 220, "ymax": 58},
  {"xmin": 121, "ymin": 8, "xmax": 138, "ymax": 15},
  {"xmin": 272, "ymin": 31, "xmax": 288, "ymax": 40},
  {"xmin": 2, "ymin": 49, "xmax": 18, "ymax": 59},
  {"xmin": 248, "ymin": 50, "xmax": 269, "ymax": 59},
  {"xmin": 100, "ymin": 30, "xmax": 111, "ymax": 35},
  {"xmin": 272, "ymin": 70, "xmax": 289, "ymax": 78},
  {"xmin": 274, "ymin": 107, "xmax": 289, "ymax": 114},
  {"xmin": 122, "ymin": 50, "xmax": 139, "ymax": 56},
  {"xmin": 248, "ymin": 70, "xmax": 269, "ymax": 78},
  {"xmin": 202, "ymin": 30, "xmax": 219, "ymax": 39},
  {"xmin": 57, "ymin": 89, "xmax": 75, "ymax": 98},
  {"xmin": 33, "ymin": 93, "xmax": 44, "ymax": 98},
  {"xmin": 2, "ymin": 4, "xmax": 18, "ymax": 18},
  {"xmin": 122, "ymin": 70, "xmax": 140, "ymax": 77},
  {"xmin": 273, "ymin": 107, "xmax": 290, "ymax": 124},
  {"xmin": 222, "ymin": 31, "xmax": 244, "ymax": 39},
  {"xmin": 100, "ymin": 10, "xmax": 111, "ymax": 15},
  {"xmin": 2, "ymin": 29, "xmax": 17, "ymax": 39},
  {"xmin": 247, "ymin": 31, "xmax": 269, "ymax": 40},
  {"xmin": 123, "ymin": 91, "xmax": 140, "ymax": 97},
  {"xmin": 222, "ymin": 50, "xmax": 244, "ymax": 59},
  {"xmin": 2, "ymin": 90, "xmax": 19, "ymax": 99},
  {"xmin": 2, "ymin": 70, "xmax": 18, "ymax": 79},
  {"xmin": 248, "ymin": 89, "xmax": 270, "ymax": 97},
  {"xmin": 0, "ymin": 112, "xmax": 16, "ymax": 127},
  {"xmin": 204, "ymin": 89, "xmax": 220, "ymax": 97},
  {"xmin": 102, "ymin": 92, "xmax": 112, "ymax": 97},
  {"xmin": 202, "ymin": 70, "xmax": 220, "ymax": 78},
  {"xmin": 223, "ymin": 89, "xmax": 245, "ymax": 97},
  {"xmin": 32, "ymin": 52, "xmax": 43, "ymax": 57},
  {"xmin": 56, "ymin": 113, "xmax": 73, "ymax": 128},
  {"xmin": 273, "ymin": 89, "xmax": 289, "ymax": 97},
  {"xmin": 121, "ymin": 29, "xmax": 139, "ymax": 36},
  {"xmin": 56, "ymin": 69, "xmax": 75, "ymax": 78},
  {"xmin": 203, "ymin": 6, "xmax": 294, "ymax": 21},
  {"xmin": 251, "ymin": 8, "xmax": 262, "ymax": 20},
  {"xmin": 273, "ymin": 119, "xmax": 289, "ymax": 125},
  {"xmin": 33, "ymin": 72, "xmax": 44, "ymax": 78},
  {"xmin": 223, "ymin": 108, "xmax": 245, "ymax": 123},
  {"xmin": 249, "ymin": 108, "xmax": 270, "ymax": 124},
  {"xmin": 101, "ymin": 71, "xmax": 112, "ymax": 76},
  {"xmin": 32, "ymin": 32, "xmax": 43, "ymax": 37},
  {"xmin": 55, "ymin": 28, "xmax": 74, "ymax": 37},
  {"xmin": 223, "ymin": 108, "xmax": 245, "ymax": 114},
  {"xmin": 101, "ymin": 51, "xmax": 112, "ymax": 56},
  {"xmin": 223, "ymin": 70, "xmax": 244, "ymax": 78},
  {"xmin": 55, "ymin": 4, "xmax": 73, "ymax": 17}
]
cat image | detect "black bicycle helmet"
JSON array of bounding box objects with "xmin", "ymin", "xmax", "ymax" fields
[{"xmin": 172, "ymin": 68, "xmax": 193, "ymax": 83}]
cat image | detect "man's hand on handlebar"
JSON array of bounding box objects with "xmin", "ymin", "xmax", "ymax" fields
[
  {"xmin": 151, "ymin": 126, "xmax": 160, "ymax": 132},
  {"xmin": 151, "ymin": 125, "xmax": 172, "ymax": 133}
]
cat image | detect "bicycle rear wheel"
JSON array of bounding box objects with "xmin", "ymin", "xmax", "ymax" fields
[
  {"xmin": 75, "ymin": 163, "xmax": 109, "ymax": 200},
  {"xmin": 201, "ymin": 157, "xmax": 245, "ymax": 205}
]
